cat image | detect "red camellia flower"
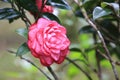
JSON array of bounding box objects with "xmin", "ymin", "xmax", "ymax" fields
[
  {"xmin": 27, "ymin": 18, "xmax": 70, "ymax": 66},
  {"xmin": 35, "ymin": 0, "xmax": 53, "ymax": 13}
]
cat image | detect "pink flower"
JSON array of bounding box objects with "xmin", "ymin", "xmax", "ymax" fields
[
  {"xmin": 35, "ymin": 0, "xmax": 53, "ymax": 13},
  {"xmin": 27, "ymin": 18, "xmax": 70, "ymax": 66}
]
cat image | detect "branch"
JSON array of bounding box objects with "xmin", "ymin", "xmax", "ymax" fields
[
  {"xmin": 47, "ymin": 66, "xmax": 59, "ymax": 80},
  {"xmin": 93, "ymin": 34, "xmax": 102, "ymax": 80},
  {"xmin": 7, "ymin": 50, "xmax": 52, "ymax": 80},
  {"xmin": 73, "ymin": 1, "xmax": 119, "ymax": 80},
  {"xmin": 97, "ymin": 49, "xmax": 120, "ymax": 66},
  {"xmin": 66, "ymin": 57, "xmax": 92, "ymax": 80}
]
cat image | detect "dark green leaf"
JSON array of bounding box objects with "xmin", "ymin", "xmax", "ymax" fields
[
  {"xmin": 47, "ymin": 0, "xmax": 71, "ymax": 10},
  {"xmin": 42, "ymin": 12, "xmax": 61, "ymax": 24},
  {"xmin": 79, "ymin": 25, "xmax": 96, "ymax": 34},
  {"xmin": 102, "ymin": 0, "xmax": 115, "ymax": 2},
  {"xmin": 93, "ymin": 7, "xmax": 112, "ymax": 20},
  {"xmin": 97, "ymin": 19, "xmax": 119, "ymax": 44},
  {"xmin": 16, "ymin": 28, "xmax": 28, "ymax": 39},
  {"xmin": 15, "ymin": 0, "xmax": 38, "ymax": 13},
  {"xmin": 75, "ymin": 10, "xmax": 84, "ymax": 18},
  {"xmin": 70, "ymin": 48, "xmax": 82, "ymax": 52},
  {"xmin": 16, "ymin": 43, "xmax": 30, "ymax": 56},
  {"xmin": 0, "ymin": 8, "xmax": 20, "ymax": 20},
  {"xmin": 82, "ymin": 0, "xmax": 98, "ymax": 11}
]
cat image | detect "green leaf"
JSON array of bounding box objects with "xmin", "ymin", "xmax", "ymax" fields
[
  {"xmin": 93, "ymin": 7, "xmax": 112, "ymax": 20},
  {"xmin": 97, "ymin": 19, "xmax": 119, "ymax": 44},
  {"xmin": 82, "ymin": 0, "xmax": 98, "ymax": 11},
  {"xmin": 16, "ymin": 43, "xmax": 30, "ymax": 56},
  {"xmin": 79, "ymin": 25, "xmax": 96, "ymax": 34},
  {"xmin": 102, "ymin": 0, "xmax": 115, "ymax": 2},
  {"xmin": 16, "ymin": 28, "xmax": 28, "ymax": 39},
  {"xmin": 47, "ymin": 0, "xmax": 71, "ymax": 10},
  {"xmin": 101, "ymin": 2, "xmax": 110, "ymax": 8},
  {"xmin": 0, "ymin": 8, "xmax": 20, "ymax": 20},
  {"xmin": 75, "ymin": 10, "xmax": 84, "ymax": 18},
  {"xmin": 101, "ymin": 2, "xmax": 119, "ymax": 12},
  {"xmin": 15, "ymin": 0, "xmax": 38, "ymax": 13},
  {"xmin": 70, "ymin": 48, "xmax": 82, "ymax": 52},
  {"xmin": 42, "ymin": 12, "xmax": 61, "ymax": 24}
]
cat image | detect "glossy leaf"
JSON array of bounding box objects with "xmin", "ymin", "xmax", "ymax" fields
[
  {"xmin": 42, "ymin": 12, "xmax": 61, "ymax": 24},
  {"xmin": 97, "ymin": 19, "xmax": 119, "ymax": 44},
  {"xmin": 16, "ymin": 28, "xmax": 28, "ymax": 39},
  {"xmin": 82, "ymin": 0, "xmax": 98, "ymax": 11},
  {"xmin": 93, "ymin": 7, "xmax": 112, "ymax": 20},
  {"xmin": 47, "ymin": 0, "xmax": 71, "ymax": 10},
  {"xmin": 79, "ymin": 25, "xmax": 96, "ymax": 34},
  {"xmin": 16, "ymin": 43, "xmax": 30, "ymax": 56},
  {"xmin": 15, "ymin": 0, "xmax": 38, "ymax": 13},
  {"xmin": 0, "ymin": 8, "xmax": 20, "ymax": 20}
]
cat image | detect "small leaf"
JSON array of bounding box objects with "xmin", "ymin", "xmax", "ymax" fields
[
  {"xmin": 101, "ymin": 2, "xmax": 119, "ymax": 12},
  {"xmin": 93, "ymin": 7, "xmax": 112, "ymax": 20},
  {"xmin": 16, "ymin": 28, "xmax": 28, "ymax": 39},
  {"xmin": 16, "ymin": 43, "xmax": 30, "ymax": 56},
  {"xmin": 42, "ymin": 12, "xmax": 61, "ymax": 24},
  {"xmin": 47, "ymin": 0, "xmax": 71, "ymax": 10},
  {"xmin": 101, "ymin": 2, "xmax": 109, "ymax": 8},
  {"xmin": 0, "ymin": 8, "xmax": 20, "ymax": 20},
  {"xmin": 70, "ymin": 48, "xmax": 82, "ymax": 52},
  {"xmin": 79, "ymin": 25, "xmax": 96, "ymax": 34},
  {"xmin": 75, "ymin": 10, "xmax": 84, "ymax": 18}
]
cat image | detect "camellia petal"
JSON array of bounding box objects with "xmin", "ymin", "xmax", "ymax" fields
[{"xmin": 27, "ymin": 18, "xmax": 70, "ymax": 66}]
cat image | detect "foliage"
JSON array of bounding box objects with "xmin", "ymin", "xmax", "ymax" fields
[{"xmin": 0, "ymin": 0, "xmax": 120, "ymax": 80}]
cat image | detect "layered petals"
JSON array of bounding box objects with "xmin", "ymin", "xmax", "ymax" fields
[{"xmin": 28, "ymin": 18, "xmax": 70, "ymax": 66}]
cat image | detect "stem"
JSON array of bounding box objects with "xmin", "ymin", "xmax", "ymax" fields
[
  {"xmin": 20, "ymin": 57, "xmax": 51, "ymax": 80},
  {"xmin": 66, "ymin": 57, "xmax": 92, "ymax": 80},
  {"xmin": 73, "ymin": 1, "xmax": 119, "ymax": 80},
  {"xmin": 96, "ymin": 51, "xmax": 102, "ymax": 80},
  {"xmin": 7, "ymin": 50, "xmax": 52, "ymax": 80},
  {"xmin": 47, "ymin": 66, "xmax": 59, "ymax": 80},
  {"xmin": 93, "ymin": 34, "xmax": 102, "ymax": 80}
]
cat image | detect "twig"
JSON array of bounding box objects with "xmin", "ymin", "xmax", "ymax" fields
[
  {"xmin": 47, "ymin": 66, "xmax": 59, "ymax": 80},
  {"xmin": 73, "ymin": 0, "xmax": 119, "ymax": 80},
  {"xmin": 97, "ymin": 49, "xmax": 120, "ymax": 66},
  {"xmin": 93, "ymin": 34, "xmax": 102, "ymax": 80},
  {"xmin": 7, "ymin": 50, "xmax": 52, "ymax": 80},
  {"xmin": 96, "ymin": 51, "xmax": 102, "ymax": 80},
  {"xmin": 66, "ymin": 57, "xmax": 92, "ymax": 80},
  {"xmin": 14, "ymin": 1, "xmax": 31, "ymax": 28}
]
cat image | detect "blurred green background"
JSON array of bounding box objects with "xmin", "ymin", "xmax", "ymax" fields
[{"xmin": 0, "ymin": 1, "xmax": 120, "ymax": 80}]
